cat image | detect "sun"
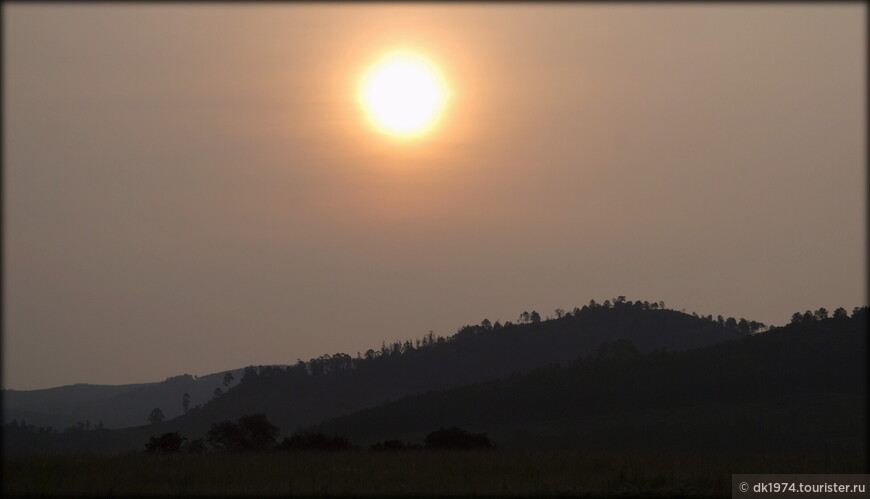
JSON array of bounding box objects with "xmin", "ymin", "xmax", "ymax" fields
[{"xmin": 359, "ymin": 51, "xmax": 450, "ymax": 139}]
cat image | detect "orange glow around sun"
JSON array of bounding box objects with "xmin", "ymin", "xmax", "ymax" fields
[{"xmin": 359, "ymin": 51, "xmax": 450, "ymax": 139}]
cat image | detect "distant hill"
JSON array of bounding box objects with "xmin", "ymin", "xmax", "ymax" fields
[
  {"xmin": 2, "ymin": 368, "xmax": 254, "ymax": 430},
  {"xmin": 310, "ymin": 311, "xmax": 866, "ymax": 454},
  {"xmin": 4, "ymin": 383, "xmax": 148, "ymax": 417},
  {"xmin": 3, "ymin": 300, "xmax": 757, "ymax": 455},
  {"xmin": 160, "ymin": 302, "xmax": 750, "ymax": 437}
]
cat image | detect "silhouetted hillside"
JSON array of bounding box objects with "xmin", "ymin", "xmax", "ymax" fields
[
  {"xmin": 169, "ymin": 300, "xmax": 747, "ymax": 436},
  {"xmin": 2, "ymin": 299, "xmax": 770, "ymax": 456},
  {"xmin": 310, "ymin": 309, "xmax": 866, "ymax": 453}
]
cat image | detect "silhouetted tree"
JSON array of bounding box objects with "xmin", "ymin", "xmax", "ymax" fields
[
  {"xmin": 223, "ymin": 372, "xmax": 234, "ymax": 388},
  {"xmin": 206, "ymin": 413, "xmax": 279, "ymax": 453},
  {"xmin": 530, "ymin": 311, "xmax": 541, "ymax": 323},
  {"xmin": 814, "ymin": 308, "xmax": 829, "ymax": 320},
  {"xmin": 145, "ymin": 432, "xmax": 185, "ymax": 453},
  {"xmin": 147, "ymin": 408, "xmax": 165, "ymax": 425},
  {"xmin": 242, "ymin": 366, "xmax": 258, "ymax": 381},
  {"xmin": 237, "ymin": 413, "xmax": 280, "ymax": 451},
  {"xmin": 724, "ymin": 317, "xmax": 738, "ymax": 330},
  {"xmin": 833, "ymin": 307, "xmax": 848, "ymax": 319},
  {"xmin": 277, "ymin": 431, "xmax": 355, "ymax": 452},
  {"xmin": 554, "ymin": 308, "xmax": 565, "ymax": 319}
]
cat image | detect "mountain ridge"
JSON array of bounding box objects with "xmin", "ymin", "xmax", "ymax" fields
[
  {"xmin": 308, "ymin": 311, "xmax": 866, "ymax": 453},
  {"xmin": 4, "ymin": 299, "xmax": 768, "ymax": 455}
]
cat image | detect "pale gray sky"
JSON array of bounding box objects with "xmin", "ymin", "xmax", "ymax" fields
[{"xmin": 4, "ymin": 4, "xmax": 865, "ymax": 390}]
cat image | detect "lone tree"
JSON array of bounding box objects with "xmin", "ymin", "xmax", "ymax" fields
[
  {"xmin": 147, "ymin": 408, "xmax": 165, "ymax": 425},
  {"xmin": 223, "ymin": 371, "xmax": 234, "ymax": 388}
]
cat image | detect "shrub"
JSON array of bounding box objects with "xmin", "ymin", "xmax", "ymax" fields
[
  {"xmin": 276, "ymin": 431, "xmax": 356, "ymax": 452},
  {"xmin": 424, "ymin": 427, "xmax": 494, "ymax": 450},
  {"xmin": 206, "ymin": 413, "xmax": 279, "ymax": 452},
  {"xmin": 369, "ymin": 439, "xmax": 422, "ymax": 451},
  {"xmin": 144, "ymin": 432, "xmax": 185, "ymax": 453}
]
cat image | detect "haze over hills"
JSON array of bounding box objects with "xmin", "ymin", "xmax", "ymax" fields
[
  {"xmin": 2, "ymin": 368, "xmax": 253, "ymax": 430},
  {"xmin": 4, "ymin": 299, "xmax": 770, "ymax": 456}
]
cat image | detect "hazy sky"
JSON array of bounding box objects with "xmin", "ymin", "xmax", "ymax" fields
[{"xmin": 4, "ymin": 4, "xmax": 865, "ymax": 390}]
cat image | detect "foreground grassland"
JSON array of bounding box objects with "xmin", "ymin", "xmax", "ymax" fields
[{"xmin": 4, "ymin": 450, "xmax": 865, "ymax": 497}]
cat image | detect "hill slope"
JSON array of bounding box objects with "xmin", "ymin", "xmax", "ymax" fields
[
  {"xmin": 4, "ymin": 301, "xmax": 751, "ymax": 455},
  {"xmin": 169, "ymin": 303, "xmax": 747, "ymax": 437},
  {"xmin": 3, "ymin": 368, "xmax": 250, "ymax": 430},
  {"xmin": 310, "ymin": 311, "xmax": 866, "ymax": 454}
]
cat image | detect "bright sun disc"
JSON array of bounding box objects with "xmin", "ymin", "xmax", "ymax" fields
[{"xmin": 359, "ymin": 51, "xmax": 449, "ymax": 139}]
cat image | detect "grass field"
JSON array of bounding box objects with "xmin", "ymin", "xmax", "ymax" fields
[{"xmin": 4, "ymin": 450, "xmax": 865, "ymax": 497}]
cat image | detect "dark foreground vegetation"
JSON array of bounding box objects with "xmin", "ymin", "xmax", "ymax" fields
[
  {"xmin": 4, "ymin": 450, "xmax": 864, "ymax": 497},
  {"xmin": 139, "ymin": 411, "xmax": 492, "ymax": 454}
]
